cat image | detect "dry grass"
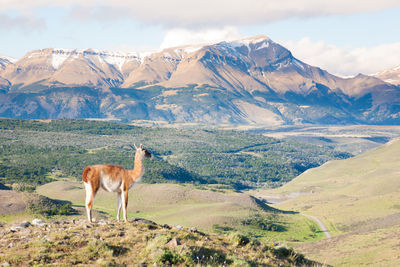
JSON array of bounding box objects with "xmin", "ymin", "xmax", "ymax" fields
[
  {"xmin": 0, "ymin": 190, "xmax": 26, "ymax": 215},
  {"xmin": 35, "ymin": 182, "xmax": 323, "ymax": 244},
  {"xmin": 0, "ymin": 218, "xmax": 321, "ymax": 266}
]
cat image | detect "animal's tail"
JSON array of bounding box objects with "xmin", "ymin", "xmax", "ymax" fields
[{"xmin": 82, "ymin": 166, "xmax": 91, "ymax": 183}]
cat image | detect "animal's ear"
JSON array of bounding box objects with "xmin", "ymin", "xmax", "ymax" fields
[
  {"xmin": 140, "ymin": 144, "xmax": 143, "ymax": 149},
  {"xmin": 134, "ymin": 144, "xmax": 138, "ymax": 149}
]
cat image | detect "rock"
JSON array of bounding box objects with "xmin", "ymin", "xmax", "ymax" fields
[
  {"xmin": 7, "ymin": 243, "xmax": 14, "ymax": 248},
  {"xmin": 10, "ymin": 221, "xmax": 30, "ymax": 231},
  {"xmin": 1, "ymin": 262, "xmax": 10, "ymax": 267},
  {"xmin": 190, "ymin": 227, "xmax": 197, "ymax": 233},
  {"xmin": 32, "ymin": 219, "xmax": 46, "ymax": 227},
  {"xmin": 98, "ymin": 220, "xmax": 107, "ymax": 225},
  {"xmin": 161, "ymin": 224, "xmax": 171, "ymax": 229},
  {"xmin": 130, "ymin": 218, "xmax": 158, "ymax": 229},
  {"xmin": 83, "ymin": 224, "xmax": 92, "ymax": 229},
  {"xmin": 130, "ymin": 218, "xmax": 157, "ymax": 226},
  {"xmin": 175, "ymin": 225, "xmax": 183, "ymax": 230},
  {"xmin": 167, "ymin": 237, "xmax": 181, "ymax": 247}
]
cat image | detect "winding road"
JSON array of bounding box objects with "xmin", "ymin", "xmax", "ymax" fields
[
  {"xmin": 254, "ymin": 194, "xmax": 332, "ymax": 239},
  {"xmin": 302, "ymin": 214, "xmax": 331, "ymax": 238}
]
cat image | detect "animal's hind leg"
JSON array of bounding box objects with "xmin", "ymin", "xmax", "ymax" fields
[
  {"xmin": 116, "ymin": 192, "xmax": 122, "ymax": 222},
  {"xmin": 84, "ymin": 182, "xmax": 94, "ymax": 222}
]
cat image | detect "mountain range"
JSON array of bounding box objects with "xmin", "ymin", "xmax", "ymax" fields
[{"xmin": 1, "ymin": 35, "xmax": 399, "ymax": 125}]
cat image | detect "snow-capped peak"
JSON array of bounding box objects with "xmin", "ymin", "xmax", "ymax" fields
[
  {"xmin": 226, "ymin": 35, "xmax": 272, "ymax": 51},
  {"xmin": 0, "ymin": 54, "xmax": 17, "ymax": 63},
  {"xmin": 49, "ymin": 48, "xmax": 144, "ymax": 70},
  {"xmin": 371, "ymin": 64, "xmax": 400, "ymax": 76}
]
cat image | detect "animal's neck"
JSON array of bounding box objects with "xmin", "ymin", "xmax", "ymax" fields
[{"xmin": 129, "ymin": 155, "xmax": 144, "ymax": 183}]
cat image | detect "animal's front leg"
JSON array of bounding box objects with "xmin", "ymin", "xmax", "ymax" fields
[
  {"xmin": 121, "ymin": 189, "xmax": 129, "ymax": 222},
  {"xmin": 116, "ymin": 192, "xmax": 122, "ymax": 222}
]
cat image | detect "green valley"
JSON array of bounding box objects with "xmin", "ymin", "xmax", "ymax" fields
[
  {"xmin": 254, "ymin": 138, "xmax": 400, "ymax": 266},
  {"xmin": 0, "ymin": 118, "xmax": 350, "ymax": 189}
]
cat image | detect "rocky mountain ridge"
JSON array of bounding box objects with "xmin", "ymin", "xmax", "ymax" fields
[
  {"xmin": 0, "ymin": 35, "xmax": 399, "ymax": 125},
  {"xmin": 373, "ymin": 65, "xmax": 400, "ymax": 85}
]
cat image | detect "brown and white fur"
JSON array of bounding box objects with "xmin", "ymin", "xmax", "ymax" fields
[{"xmin": 82, "ymin": 144, "xmax": 151, "ymax": 222}]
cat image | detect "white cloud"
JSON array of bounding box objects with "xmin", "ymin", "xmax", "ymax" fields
[
  {"xmin": 282, "ymin": 37, "xmax": 400, "ymax": 76},
  {"xmin": 0, "ymin": 13, "xmax": 45, "ymax": 31},
  {"xmin": 160, "ymin": 27, "xmax": 243, "ymax": 49},
  {"xmin": 1, "ymin": 0, "xmax": 400, "ymax": 26}
]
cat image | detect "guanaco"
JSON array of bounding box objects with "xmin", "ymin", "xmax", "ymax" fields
[{"xmin": 82, "ymin": 144, "xmax": 151, "ymax": 222}]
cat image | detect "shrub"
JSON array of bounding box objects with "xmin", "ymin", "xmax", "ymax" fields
[
  {"xmin": 156, "ymin": 249, "xmax": 184, "ymax": 265},
  {"xmin": 12, "ymin": 183, "xmax": 36, "ymax": 193},
  {"xmin": 230, "ymin": 233, "xmax": 250, "ymax": 247},
  {"xmin": 241, "ymin": 215, "xmax": 286, "ymax": 232},
  {"xmin": 25, "ymin": 194, "xmax": 75, "ymax": 216}
]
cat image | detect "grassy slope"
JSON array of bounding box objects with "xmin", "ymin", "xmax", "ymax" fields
[
  {"xmin": 254, "ymin": 138, "xmax": 400, "ymax": 266},
  {"xmin": 36, "ymin": 182, "xmax": 324, "ymax": 243}
]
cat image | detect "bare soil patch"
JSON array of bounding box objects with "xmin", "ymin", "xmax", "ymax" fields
[{"xmin": 0, "ymin": 190, "xmax": 26, "ymax": 215}]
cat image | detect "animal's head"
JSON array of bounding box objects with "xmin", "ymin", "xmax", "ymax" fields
[{"xmin": 134, "ymin": 144, "xmax": 152, "ymax": 159}]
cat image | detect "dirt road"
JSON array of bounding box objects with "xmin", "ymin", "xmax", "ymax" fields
[{"xmin": 302, "ymin": 214, "xmax": 331, "ymax": 238}]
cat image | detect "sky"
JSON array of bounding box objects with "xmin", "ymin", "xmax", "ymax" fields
[{"xmin": 1, "ymin": 0, "xmax": 400, "ymax": 76}]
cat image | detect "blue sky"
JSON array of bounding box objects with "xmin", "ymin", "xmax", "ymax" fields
[{"xmin": 1, "ymin": 0, "xmax": 400, "ymax": 76}]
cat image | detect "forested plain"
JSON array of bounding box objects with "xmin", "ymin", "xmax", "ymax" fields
[{"xmin": 0, "ymin": 119, "xmax": 351, "ymax": 190}]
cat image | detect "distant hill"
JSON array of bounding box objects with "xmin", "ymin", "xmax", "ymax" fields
[
  {"xmin": 256, "ymin": 138, "xmax": 400, "ymax": 266},
  {"xmin": 0, "ymin": 35, "xmax": 400, "ymax": 124},
  {"xmin": 0, "ymin": 189, "xmax": 73, "ymax": 216}
]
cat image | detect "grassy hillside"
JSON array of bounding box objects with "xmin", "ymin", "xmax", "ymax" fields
[
  {"xmin": 36, "ymin": 182, "xmax": 324, "ymax": 243},
  {"xmin": 0, "ymin": 218, "xmax": 322, "ymax": 266},
  {"xmin": 0, "ymin": 118, "xmax": 350, "ymax": 189},
  {"xmin": 0, "ymin": 182, "xmax": 326, "ymax": 265},
  {"xmin": 0, "ymin": 189, "xmax": 75, "ymax": 223},
  {"xmin": 254, "ymin": 138, "xmax": 400, "ymax": 266}
]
